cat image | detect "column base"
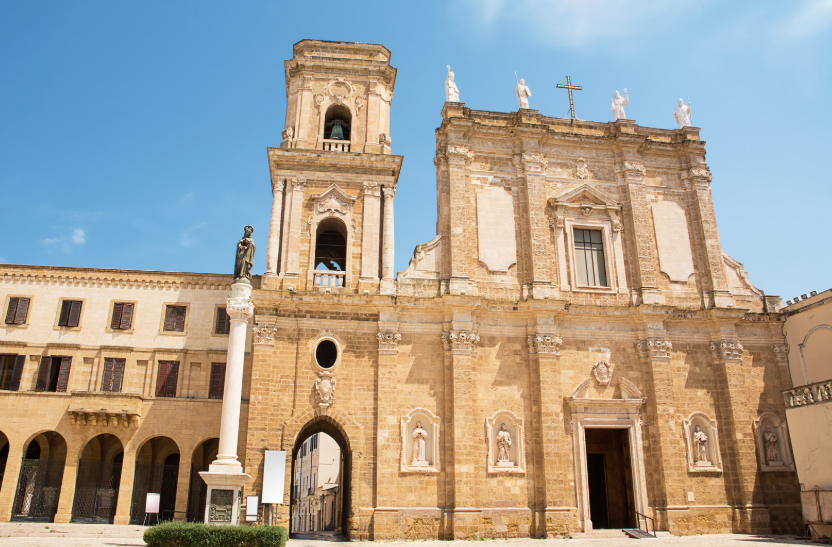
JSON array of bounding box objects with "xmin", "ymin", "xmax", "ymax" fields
[
  {"xmin": 198, "ymin": 470, "xmax": 251, "ymax": 526},
  {"xmin": 380, "ymin": 278, "xmax": 396, "ymax": 295}
]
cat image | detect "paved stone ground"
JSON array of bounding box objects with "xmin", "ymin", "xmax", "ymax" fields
[{"xmin": 0, "ymin": 524, "xmax": 816, "ymax": 547}]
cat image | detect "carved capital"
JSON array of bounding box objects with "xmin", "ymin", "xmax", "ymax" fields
[
  {"xmin": 441, "ymin": 330, "xmax": 480, "ymax": 353},
  {"xmin": 616, "ymin": 161, "xmax": 647, "ymax": 181},
  {"xmin": 382, "ymin": 186, "xmax": 396, "ymax": 199},
  {"xmin": 515, "ymin": 153, "xmax": 548, "ymax": 173},
  {"xmin": 291, "ymin": 177, "xmax": 307, "ymax": 190},
  {"xmin": 446, "ymin": 145, "xmax": 474, "ymax": 162},
  {"xmin": 637, "ymin": 338, "xmax": 673, "ymax": 359},
  {"xmin": 253, "ymin": 326, "xmax": 277, "ymax": 345},
  {"xmin": 271, "ymin": 179, "xmax": 285, "ymax": 194},
  {"xmin": 689, "ymin": 167, "xmax": 713, "ymax": 184},
  {"xmin": 226, "ymin": 297, "xmax": 254, "ymax": 321},
  {"xmin": 527, "ymin": 334, "xmax": 562, "ymax": 356},
  {"xmin": 363, "ymin": 181, "xmax": 381, "ymax": 197},
  {"xmin": 377, "ymin": 330, "xmax": 402, "ymax": 353},
  {"xmin": 710, "ymin": 340, "xmax": 743, "ymax": 362}
]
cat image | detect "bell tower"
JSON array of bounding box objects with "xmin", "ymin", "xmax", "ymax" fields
[{"xmin": 262, "ymin": 40, "xmax": 403, "ymax": 295}]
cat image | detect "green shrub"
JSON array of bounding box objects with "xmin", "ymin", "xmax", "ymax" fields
[{"xmin": 143, "ymin": 521, "xmax": 288, "ymax": 547}]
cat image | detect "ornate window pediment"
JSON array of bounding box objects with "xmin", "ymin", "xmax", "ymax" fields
[{"xmin": 311, "ymin": 184, "xmax": 356, "ymax": 217}]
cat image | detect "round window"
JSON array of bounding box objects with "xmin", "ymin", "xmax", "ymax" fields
[{"xmin": 315, "ymin": 340, "xmax": 338, "ymax": 369}]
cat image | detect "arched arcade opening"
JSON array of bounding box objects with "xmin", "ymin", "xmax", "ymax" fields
[
  {"xmin": 129, "ymin": 436, "xmax": 180, "ymax": 524},
  {"xmin": 11, "ymin": 432, "xmax": 66, "ymax": 522},
  {"xmin": 71, "ymin": 433, "xmax": 124, "ymax": 523},
  {"xmin": 0, "ymin": 431, "xmax": 9, "ymax": 493},
  {"xmin": 187, "ymin": 438, "xmax": 219, "ymax": 522},
  {"xmin": 290, "ymin": 418, "xmax": 349, "ymax": 537}
]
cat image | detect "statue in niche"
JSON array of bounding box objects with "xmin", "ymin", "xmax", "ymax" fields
[
  {"xmin": 692, "ymin": 425, "xmax": 710, "ymax": 464},
  {"xmin": 611, "ymin": 89, "xmax": 629, "ymax": 121},
  {"xmin": 412, "ymin": 421, "xmax": 428, "ymax": 465},
  {"xmin": 233, "ymin": 225, "xmax": 256, "ymax": 283},
  {"xmin": 445, "ymin": 66, "xmax": 460, "ymax": 102},
  {"xmin": 674, "ymin": 99, "xmax": 691, "ymax": 128},
  {"xmin": 496, "ymin": 423, "xmax": 513, "ymax": 465},
  {"xmin": 764, "ymin": 426, "xmax": 780, "ymax": 463},
  {"xmin": 516, "ymin": 78, "xmax": 532, "ymax": 109}
]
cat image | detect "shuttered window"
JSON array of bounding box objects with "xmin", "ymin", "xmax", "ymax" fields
[
  {"xmin": 0, "ymin": 354, "xmax": 25, "ymax": 391},
  {"xmin": 573, "ymin": 228, "xmax": 608, "ymax": 287},
  {"xmin": 209, "ymin": 362, "xmax": 226, "ymax": 399},
  {"xmin": 35, "ymin": 356, "xmax": 72, "ymax": 392},
  {"xmin": 162, "ymin": 305, "xmax": 186, "ymax": 332},
  {"xmin": 5, "ymin": 297, "xmax": 31, "ymax": 325},
  {"xmin": 110, "ymin": 303, "xmax": 135, "ymax": 330},
  {"xmin": 215, "ymin": 307, "xmax": 230, "ymax": 335},
  {"xmin": 58, "ymin": 300, "xmax": 83, "ymax": 327},
  {"xmin": 101, "ymin": 358, "xmax": 126, "ymax": 392},
  {"xmin": 155, "ymin": 360, "xmax": 179, "ymax": 397}
]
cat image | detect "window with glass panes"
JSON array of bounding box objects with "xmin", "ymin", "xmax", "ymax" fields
[{"xmin": 573, "ymin": 228, "xmax": 608, "ymax": 287}]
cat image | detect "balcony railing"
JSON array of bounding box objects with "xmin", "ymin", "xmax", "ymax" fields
[
  {"xmin": 783, "ymin": 379, "xmax": 832, "ymax": 408},
  {"xmin": 321, "ymin": 139, "xmax": 350, "ymax": 152},
  {"xmin": 313, "ymin": 270, "xmax": 345, "ymax": 289}
]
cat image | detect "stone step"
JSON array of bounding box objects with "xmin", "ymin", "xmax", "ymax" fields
[
  {"xmin": 0, "ymin": 523, "xmax": 147, "ymax": 539},
  {"xmin": 570, "ymin": 529, "xmax": 630, "ymax": 538}
]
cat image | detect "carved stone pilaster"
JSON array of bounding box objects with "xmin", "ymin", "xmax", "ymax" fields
[
  {"xmin": 710, "ymin": 340, "xmax": 744, "ymax": 361},
  {"xmin": 377, "ymin": 330, "xmax": 401, "ymax": 354},
  {"xmin": 689, "ymin": 167, "xmax": 713, "ymax": 186},
  {"xmin": 526, "ymin": 334, "xmax": 562, "ymax": 356},
  {"xmin": 441, "ymin": 330, "xmax": 480, "ymax": 353},
  {"xmin": 637, "ymin": 338, "xmax": 673, "ymax": 360}
]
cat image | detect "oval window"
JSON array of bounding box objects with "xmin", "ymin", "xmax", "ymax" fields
[{"xmin": 315, "ymin": 340, "xmax": 338, "ymax": 369}]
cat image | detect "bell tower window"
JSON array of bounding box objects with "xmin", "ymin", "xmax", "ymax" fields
[
  {"xmin": 324, "ymin": 105, "xmax": 351, "ymax": 141},
  {"xmin": 313, "ymin": 218, "xmax": 347, "ymax": 288}
]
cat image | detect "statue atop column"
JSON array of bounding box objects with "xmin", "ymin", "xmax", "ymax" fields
[
  {"xmin": 674, "ymin": 98, "xmax": 691, "ymax": 128},
  {"xmin": 496, "ymin": 423, "xmax": 512, "ymax": 464},
  {"xmin": 446, "ymin": 65, "xmax": 460, "ymax": 102},
  {"xmin": 233, "ymin": 225, "xmax": 256, "ymax": 283},
  {"xmin": 764, "ymin": 426, "xmax": 780, "ymax": 463},
  {"xmin": 412, "ymin": 421, "xmax": 428, "ymax": 465},
  {"xmin": 692, "ymin": 425, "xmax": 709, "ymax": 464},
  {"xmin": 611, "ymin": 89, "xmax": 629, "ymax": 121},
  {"xmin": 516, "ymin": 78, "xmax": 532, "ymax": 109}
]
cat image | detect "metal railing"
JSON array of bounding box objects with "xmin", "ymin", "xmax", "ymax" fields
[
  {"xmin": 783, "ymin": 380, "xmax": 832, "ymax": 408},
  {"xmin": 321, "ymin": 139, "xmax": 350, "ymax": 152},
  {"xmin": 313, "ymin": 270, "xmax": 345, "ymax": 289},
  {"xmin": 635, "ymin": 511, "xmax": 657, "ymax": 537}
]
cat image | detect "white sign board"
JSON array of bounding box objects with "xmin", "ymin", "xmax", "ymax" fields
[
  {"xmin": 246, "ymin": 495, "xmax": 259, "ymax": 522},
  {"xmin": 262, "ymin": 450, "xmax": 287, "ymax": 504},
  {"xmin": 145, "ymin": 493, "xmax": 160, "ymax": 514}
]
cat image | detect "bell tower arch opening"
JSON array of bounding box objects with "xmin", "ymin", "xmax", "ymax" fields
[
  {"xmin": 324, "ymin": 104, "xmax": 351, "ymax": 142},
  {"xmin": 313, "ymin": 218, "xmax": 348, "ymax": 287},
  {"xmin": 290, "ymin": 419, "xmax": 350, "ymax": 538}
]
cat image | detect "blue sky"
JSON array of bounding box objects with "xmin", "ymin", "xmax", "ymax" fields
[{"xmin": 1, "ymin": 1, "xmax": 830, "ymax": 301}]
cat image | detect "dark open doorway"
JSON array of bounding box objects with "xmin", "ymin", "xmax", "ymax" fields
[
  {"xmin": 585, "ymin": 428, "xmax": 636, "ymax": 530},
  {"xmin": 290, "ymin": 419, "xmax": 350, "ymax": 540}
]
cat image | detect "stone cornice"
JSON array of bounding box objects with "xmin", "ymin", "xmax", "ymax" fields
[
  {"xmin": 268, "ymin": 148, "xmax": 403, "ymax": 180},
  {"xmin": 0, "ymin": 264, "xmax": 236, "ymax": 290}
]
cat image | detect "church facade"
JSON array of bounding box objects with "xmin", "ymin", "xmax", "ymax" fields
[{"xmin": 0, "ymin": 40, "xmax": 801, "ymax": 538}]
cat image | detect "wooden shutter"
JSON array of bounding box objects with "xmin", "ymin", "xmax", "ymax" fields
[
  {"xmin": 13, "ymin": 298, "xmax": 30, "ymax": 324},
  {"xmin": 35, "ymin": 356, "xmax": 52, "ymax": 392},
  {"xmin": 55, "ymin": 357, "xmax": 72, "ymax": 392},
  {"xmin": 163, "ymin": 306, "xmax": 176, "ymax": 331},
  {"xmin": 10, "ymin": 355, "xmax": 25, "ymax": 391},
  {"xmin": 209, "ymin": 362, "xmax": 226, "ymax": 399},
  {"xmin": 216, "ymin": 308, "xmax": 230, "ymax": 335},
  {"xmin": 173, "ymin": 306, "xmax": 186, "ymax": 332},
  {"xmin": 101, "ymin": 359, "xmax": 114, "ymax": 392},
  {"xmin": 155, "ymin": 361, "xmax": 170, "ymax": 397},
  {"xmin": 67, "ymin": 301, "xmax": 82, "ymax": 327},
  {"xmin": 112, "ymin": 359, "xmax": 125, "ymax": 392},
  {"xmin": 58, "ymin": 301, "xmax": 71, "ymax": 326},
  {"xmin": 120, "ymin": 303, "xmax": 134, "ymax": 330},
  {"xmin": 166, "ymin": 361, "xmax": 179, "ymax": 397},
  {"xmin": 5, "ymin": 298, "xmax": 18, "ymax": 324},
  {"xmin": 111, "ymin": 303, "xmax": 124, "ymax": 329}
]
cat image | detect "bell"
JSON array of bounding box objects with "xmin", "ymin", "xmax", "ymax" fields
[{"xmin": 330, "ymin": 122, "xmax": 345, "ymax": 140}]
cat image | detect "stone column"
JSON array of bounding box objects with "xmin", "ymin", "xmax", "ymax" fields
[
  {"xmin": 380, "ymin": 185, "xmax": 396, "ymax": 294},
  {"xmin": 199, "ymin": 281, "xmax": 253, "ymax": 525},
  {"xmin": 113, "ymin": 448, "xmax": 137, "ymax": 524},
  {"xmin": 284, "ymin": 178, "xmax": 307, "ymax": 280},
  {"xmin": 373, "ymin": 321, "xmax": 400, "ymax": 539},
  {"xmin": 444, "ymin": 146, "xmax": 472, "ymax": 295},
  {"xmin": 0, "ymin": 438, "xmax": 22, "ymax": 521},
  {"xmin": 265, "ymin": 178, "xmax": 286, "ymax": 278},
  {"xmin": 53, "ymin": 455, "xmax": 79, "ymax": 523},
  {"xmin": 360, "ymin": 182, "xmax": 381, "ymax": 285}
]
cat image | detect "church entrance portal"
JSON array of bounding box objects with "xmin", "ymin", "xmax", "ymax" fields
[
  {"xmin": 290, "ymin": 420, "xmax": 348, "ymax": 539},
  {"xmin": 584, "ymin": 428, "xmax": 635, "ymax": 529}
]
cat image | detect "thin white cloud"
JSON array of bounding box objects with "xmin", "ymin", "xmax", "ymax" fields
[
  {"xmin": 781, "ymin": 0, "xmax": 832, "ymax": 40},
  {"xmin": 40, "ymin": 227, "xmax": 86, "ymax": 253},
  {"xmin": 72, "ymin": 228, "xmax": 85, "ymax": 244},
  {"xmin": 453, "ymin": 0, "xmax": 696, "ymax": 48}
]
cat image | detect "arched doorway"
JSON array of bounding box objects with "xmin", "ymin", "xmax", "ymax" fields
[
  {"xmin": 0, "ymin": 431, "xmax": 9, "ymax": 492},
  {"xmin": 186, "ymin": 438, "xmax": 218, "ymax": 522},
  {"xmin": 290, "ymin": 419, "xmax": 349, "ymax": 538},
  {"xmin": 11, "ymin": 432, "xmax": 66, "ymax": 522},
  {"xmin": 129, "ymin": 437, "xmax": 180, "ymax": 524},
  {"xmin": 71, "ymin": 434, "xmax": 124, "ymax": 523}
]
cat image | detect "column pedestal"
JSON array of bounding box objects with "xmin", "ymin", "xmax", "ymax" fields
[{"xmin": 199, "ymin": 280, "xmax": 253, "ymax": 525}]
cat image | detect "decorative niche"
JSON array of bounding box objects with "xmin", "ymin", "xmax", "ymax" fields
[
  {"xmin": 485, "ymin": 410, "xmax": 525, "ymax": 474},
  {"xmin": 682, "ymin": 412, "xmax": 723, "ymax": 473},
  {"xmin": 754, "ymin": 413, "xmax": 795, "ymax": 472},
  {"xmin": 400, "ymin": 408, "xmax": 440, "ymax": 473}
]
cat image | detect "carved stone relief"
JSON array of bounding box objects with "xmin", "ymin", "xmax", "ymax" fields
[
  {"xmin": 315, "ymin": 371, "xmax": 336, "ymax": 407},
  {"xmin": 400, "ymin": 408, "xmax": 440, "ymax": 473},
  {"xmin": 485, "ymin": 410, "xmax": 525, "ymax": 474},
  {"xmin": 753, "ymin": 413, "xmax": 795, "ymax": 472},
  {"xmin": 592, "ymin": 360, "xmax": 612, "ymax": 386},
  {"xmin": 682, "ymin": 412, "xmax": 723, "ymax": 472},
  {"xmin": 573, "ymin": 158, "xmax": 591, "ymax": 179},
  {"xmin": 527, "ymin": 334, "xmax": 563, "ymax": 356}
]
